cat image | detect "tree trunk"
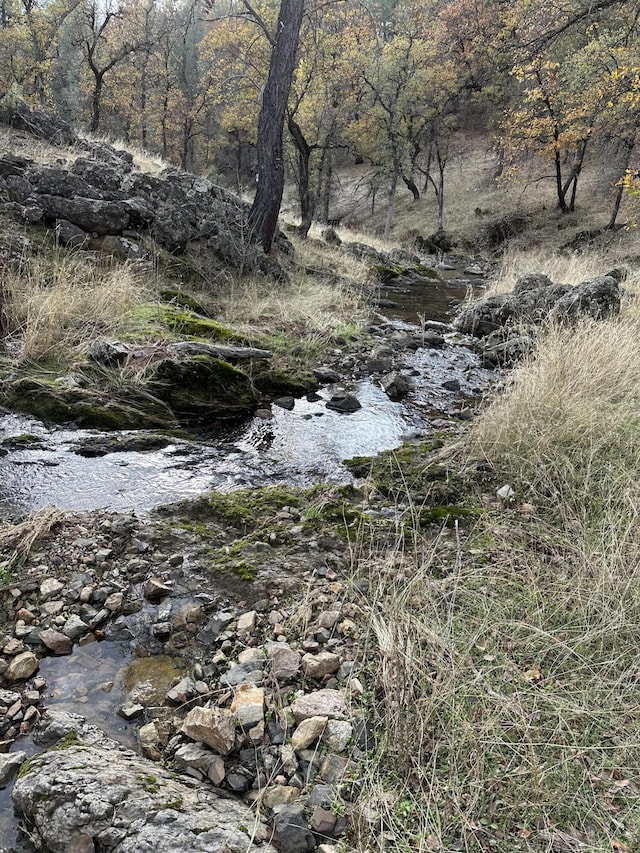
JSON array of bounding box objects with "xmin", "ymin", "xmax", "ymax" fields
[
  {"xmin": 90, "ymin": 73, "xmax": 103, "ymax": 133},
  {"xmin": 248, "ymin": 0, "xmax": 305, "ymax": 253},
  {"xmin": 287, "ymin": 113, "xmax": 314, "ymax": 237},
  {"xmin": 608, "ymin": 134, "xmax": 636, "ymax": 229},
  {"xmin": 383, "ymin": 169, "xmax": 399, "ymax": 240},
  {"xmin": 402, "ymin": 174, "xmax": 420, "ymax": 201}
]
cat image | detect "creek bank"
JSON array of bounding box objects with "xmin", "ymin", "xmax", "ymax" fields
[
  {"xmin": 454, "ymin": 271, "xmax": 623, "ymax": 366},
  {"xmin": 0, "ymin": 433, "xmax": 474, "ymax": 851}
]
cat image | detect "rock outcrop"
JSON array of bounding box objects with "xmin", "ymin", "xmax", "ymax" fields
[
  {"xmin": 454, "ymin": 272, "xmax": 622, "ymax": 366},
  {"xmin": 12, "ymin": 721, "xmax": 276, "ymax": 853}
]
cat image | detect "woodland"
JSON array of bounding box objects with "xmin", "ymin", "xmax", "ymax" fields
[{"xmin": 1, "ymin": 0, "xmax": 639, "ymax": 244}]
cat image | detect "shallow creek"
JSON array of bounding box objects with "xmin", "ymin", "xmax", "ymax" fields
[
  {"xmin": 0, "ymin": 271, "xmax": 488, "ymax": 520},
  {"xmin": 0, "ymin": 268, "xmax": 490, "ymax": 850}
]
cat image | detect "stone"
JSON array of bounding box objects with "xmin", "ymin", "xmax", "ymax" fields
[
  {"xmin": 181, "ymin": 706, "xmax": 236, "ymax": 754},
  {"xmin": 261, "ymin": 785, "xmax": 300, "ymax": 809},
  {"xmin": 317, "ymin": 611, "xmax": 340, "ymax": 630},
  {"xmin": 104, "ymin": 592, "xmax": 123, "ymax": 612},
  {"xmin": 301, "ymin": 652, "xmax": 342, "ymax": 680},
  {"xmin": 40, "ymin": 578, "xmax": 64, "ymax": 600},
  {"xmin": 166, "ymin": 676, "xmax": 196, "ymax": 705},
  {"xmin": 62, "ymin": 615, "xmax": 90, "ymax": 640},
  {"xmin": 0, "ymin": 751, "xmax": 26, "ymax": 786},
  {"xmin": 272, "ymin": 804, "xmax": 316, "ymax": 853},
  {"xmin": 220, "ymin": 661, "xmax": 264, "ymax": 687},
  {"xmin": 4, "ymin": 651, "xmax": 39, "ymax": 682},
  {"xmin": 311, "ymin": 805, "xmax": 337, "ymax": 835},
  {"xmin": 325, "ymin": 393, "xmax": 361, "ymax": 413},
  {"xmin": 291, "ymin": 690, "xmax": 347, "ymax": 723},
  {"xmin": 174, "ymin": 742, "xmax": 225, "ymax": 786},
  {"xmin": 55, "ymin": 219, "xmax": 88, "ymax": 248},
  {"xmin": 197, "ymin": 610, "xmax": 235, "ymax": 644},
  {"xmin": 12, "ymin": 725, "xmax": 276, "ymax": 852},
  {"xmin": 322, "ymin": 720, "xmax": 353, "ymax": 753},
  {"xmin": 39, "ymin": 628, "xmax": 73, "ymax": 655},
  {"xmin": 0, "ymin": 689, "xmax": 21, "ymax": 705},
  {"xmin": 143, "ymin": 577, "xmax": 173, "ymax": 602},
  {"xmin": 118, "ymin": 704, "xmax": 144, "ymax": 721},
  {"xmin": 381, "ymin": 371, "xmax": 414, "ymax": 401},
  {"xmin": 268, "ymin": 643, "xmax": 301, "ymax": 680},
  {"xmin": 236, "ymin": 610, "xmax": 257, "ymax": 634},
  {"xmin": 231, "ymin": 684, "xmax": 264, "ymax": 729},
  {"xmin": 138, "ymin": 720, "xmax": 161, "ymax": 760},
  {"xmin": 319, "ymin": 753, "xmax": 347, "ymax": 783},
  {"xmin": 291, "ymin": 716, "xmax": 328, "ymax": 751}
]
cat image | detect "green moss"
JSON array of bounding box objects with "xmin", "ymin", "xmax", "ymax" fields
[
  {"xmin": 50, "ymin": 731, "xmax": 81, "ymax": 751},
  {"xmin": 371, "ymin": 263, "xmax": 409, "ymax": 283},
  {"xmin": 157, "ymin": 305, "xmax": 238, "ymax": 340},
  {"xmin": 160, "ymin": 290, "xmax": 209, "ymax": 315},
  {"xmin": 417, "ymin": 505, "xmax": 482, "ymax": 528},
  {"xmin": 138, "ymin": 773, "xmax": 160, "ymax": 794}
]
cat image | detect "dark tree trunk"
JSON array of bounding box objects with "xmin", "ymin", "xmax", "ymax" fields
[
  {"xmin": 90, "ymin": 73, "xmax": 103, "ymax": 132},
  {"xmin": 402, "ymin": 174, "xmax": 420, "ymax": 201},
  {"xmin": 287, "ymin": 113, "xmax": 315, "ymax": 237},
  {"xmin": 248, "ymin": 0, "xmax": 305, "ymax": 253},
  {"xmin": 608, "ymin": 134, "xmax": 636, "ymax": 229}
]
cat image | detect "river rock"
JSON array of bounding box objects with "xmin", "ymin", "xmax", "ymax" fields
[
  {"xmin": 268, "ymin": 643, "xmax": 301, "ymax": 681},
  {"xmin": 39, "ymin": 628, "xmax": 73, "ymax": 655},
  {"xmin": 181, "ymin": 706, "xmax": 236, "ymax": 754},
  {"xmin": 174, "ymin": 742, "xmax": 226, "ymax": 785},
  {"xmin": 4, "ymin": 651, "xmax": 39, "ymax": 682},
  {"xmin": 0, "ymin": 750, "xmax": 26, "ymax": 786},
  {"xmin": 12, "ymin": 725, "xmax": 275, "ymax": 852},
  {"xmin": 62, "ymin": 615, "xmax": 90, "ymax": 640},
  {"xmin": 291, "ymin": 716, "xmax": 328, "ymax": 750},
  {"xmin": 231, "ymin": 684, "xmax": 264, "ymax": 729},
  {"xmin": 325, "ymin": 393, "xmax": 361, "ymax": 413},
  {"xmin": 272, "ymin": 804, "xmax": 316, "ymax": 853},
  {"xmin": 40, "ymin": 578, "xmax": 65, "ymax": 600}
]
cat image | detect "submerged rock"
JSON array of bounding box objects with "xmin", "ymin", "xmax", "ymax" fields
[{"xmin": 12, "ymin": 725, "xmax": 275, "ymax": 852}]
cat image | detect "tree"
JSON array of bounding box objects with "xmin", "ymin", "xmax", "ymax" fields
[{"xmin": 247, "ymin": 0, "xmax": 305, "ymax": 252}]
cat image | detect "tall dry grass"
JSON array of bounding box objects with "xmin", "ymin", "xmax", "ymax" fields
[{"xmin": 2, "ymin": 254, "xmax": 151, "ymax": 363}]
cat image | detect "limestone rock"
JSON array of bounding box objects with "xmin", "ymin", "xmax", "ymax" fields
[
  {"xmin": 231, "ymin": 684, "xmax": 264, "ymax": 729},
  {"xmin": 0, "ymin": 751, "xmax": 26, "ymax": 786},
  {"xmin": 301, "ymin": 652, "xmax": 341, "ymax": 680},
  {"xmin": 268, "ymin": 643, "xmax": 301, "ymax": 681},
  {"xmin": 12, "ymin": 726, "xmax": 275, "ymax": 852},
  {"xmin": 39, "ymin": 629, "xmax": 73, "ymax": 656},
  {"xmin": 181, "ymin": 706, "xmax": 236, "ymax": 755},
  {"xmin": 291, "ymin": 716, "xmax": 328, "ymax": 751}
]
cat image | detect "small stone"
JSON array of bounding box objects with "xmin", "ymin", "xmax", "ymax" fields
[
  {"xmin": 272, "ymin": 804, "xmax": 316, "ymax": 853},
  {"xmin": 231, "ymin": 683, "xmax": 264, "ymax": 729},
  {"xmin": 168, "ymin": 553, "xmax": 184, "ymax": 567},
  {"xmin": 280, "ymin": 743, "xmax": 298, "ymax": 775},
  {"xmin": 118, "ymin": 703, "xmax": 145, "ymax": 721},
  {"xmin": 166, "ymin": 676, "xmax": 196, "ymax": 705},
  {"xmin": 497, "ymin": 484, "xmax": 515, "ymax": 503},
  {"xmin": 301, "ymin": 652, "xmax": 341, "ymax": 679},
  {"xmin": 181, "ymin": 706, "xmax": 236, "ymax": 754},
  {"xmin": 319, "ymin": 753, "xmax": 347, "ymax": 783},
  {"xmin": 322, "ymin": 720, "xmax": 353, "ymax": 753},
  {"xmin": 291, "ymin": 716, "xmax": 328, "ymax": 751},
  {"xmin": 104, "ymin": 592, "xmax": 123, "ymax": 612},
  {"xmin": 292, "ymin": 689, "xmax": 347, "ymax": 722},
  {"xmin": 142, "ymin": 577, "xmax": 172, "ymax": 602},
  {"xmin": 41, "ymin": 600, "xmax": 64, "ymax": 616},
  {"xmin": 268, "ymin": 643, "xmax": 301, "ymax": 681},
  {"xmin": 237, "ymin": 610, "xmax": 257, "ymax": 634},
  {"xmin": 326, "ymin": 393, "xmax": 361, "ymax": 413},
  {"xmin": 40, "ymin": 629, "xmax": 73, "ymax": 655},
  {"xmin": 4, "ymin": 651, "xmax": 39, "ymax": 682},
  {"xmin": 318, "ymin": 610, "xmax": 340, "ymax": 630},
  {"xmin": 308, "ymin": 783, "xmax": 335, "ymax": 808},
  {"xmin": 3, "ymin": 638, "xmax": 24, "ymax": 655},
  {"xmin": 152, "ymin": 621, "xmax": 173, "ymax": 639},
  {"xmin": 138, "ymin": 721, "xmax": 161, "ymax": 760},
  {"xmin": 311, "ymin": 805, "xmax": 337, "ymax": 835},
  {"xmin": 15, "ymin": 608, "xmax": 36, "ymax": 624},
  {"xmin": 39, "ymin": 578, "xmax": 64, "ymax": 600},
  {"xmin": 62, "ymin": 615, "xmax": 90, "ymax": 641},
  {"xmin": 262, "ymin": 785, "xmax": 299, "ymax": 809}
]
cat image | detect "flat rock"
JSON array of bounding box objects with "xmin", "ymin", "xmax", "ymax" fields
[
  {"xmin": 301, "ymin": 652, "xmax": 341, "ymax": 679},
  {"xmin": 291, "ymin": 689, "xmax": 347, "ymax": 723},
  {"xmin": 230, "ymin": 683, "xmax": 264, "ymax": 729},
  {"xmin": 12, "ymin": 725, "xmax": 275, "ymax": 852},
  {"xmin": 39, "ymin": 628, "xmax": 73, "ymax": 655},
  {"xmin": 291, "ymin": 716, "xmax": 328, "ymax": 751},
  {"xmin": 268, "ymin": 643, "xmax": 301, "ymax": 681}
]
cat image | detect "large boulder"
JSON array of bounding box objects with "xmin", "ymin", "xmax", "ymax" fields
[
  {"xmin": 36, "ymin": 195, "xmax": 130, "ymax": 234},
  {"xmin": 454, "ymin": 274, "xmax": 620, "ymax": 339},
  {"xmin": 12, "ymin": 725, "xmax": 275, "ymax": 853}
]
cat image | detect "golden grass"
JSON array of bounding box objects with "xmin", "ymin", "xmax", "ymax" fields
[{"xmin": 2, "ymin": 254, "xmax": 151, "ymax": 363}]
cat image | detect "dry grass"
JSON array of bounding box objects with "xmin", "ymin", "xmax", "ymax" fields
[{"xmin": 2, "ymin": 254, "xmax": 152, "ymax": 363}]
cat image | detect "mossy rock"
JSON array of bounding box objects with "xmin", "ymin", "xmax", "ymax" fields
[
  {"xmin": 158, "ymin": 306, "xmax": 238, "ymax": 339},
  {"xmin": 160, "ymin": 290, "xmax": 210, "ymax": 316},
  {"xmin": 371, "ymin": 263, "xmax": 409, "ymax": 283},
  {"xmin": 414, "ymin": 265, "xmax": 442, "ymax": 280},
  {"xmin": 1, "ymin": 377, "xmax": 177, "ymax": 429},
  {"xmin": 148, "ymin": 355, "xmax": 259, "ymax": 420},
  {"xmin": 250, "ymin": 364, "xmax": 317, "ymax": 397}
]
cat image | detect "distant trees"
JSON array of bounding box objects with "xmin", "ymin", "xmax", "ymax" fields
[{"xmin": 0, "ymin": 0, "xmax": 638, "ymax": 242}]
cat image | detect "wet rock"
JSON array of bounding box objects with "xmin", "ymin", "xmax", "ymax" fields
[
  {"xmin": 325, "ymin": 394, "xmax": 361, "ymax": 413},
  {"xmin": 118, "ymin": 703, "xmax": 144, "ymax": 721},
  {"xmin": 62, "ymin": 615, "xmax": 90, "ymax": 640},
  {"xmin": 12, "ymin": 725, "xmax": 275, "ymax": 852},
  {"xmin": 381, "ymin": 371, "xmax": 413, "ymax": 401},
  {"xmin": 198, "ymin": 610, "xmax": 235, "ymax": 645},
  {"xmin": 272, "ymin": 803, "xmax": 316, "ymax": 853},
  {"xmin": 291, "ymin": 690, "xmax": 347, "ymax": 723},
  {"xmin": 0, "ymin": 751, "xmax": 26, "ymax": 786},
  {"xmin": 220, "ymin": 660, "xmax": 264, "ymax": 687},
  {"xmin": 143, "ymin": 577, "xmax": 173, "ymax": 602},
  {"xmin": 274, "ymin": 396, "xmax": 295, "ymax": 411},
  {"xmin": 166, "ymin": 676, "xmax": 196, "ymax": 705},
  {"xmin": 4, "ymin": 651, "xmax": 39, "ymax": 682},
  {"xmin": 39, "ymin": 628, "xmax": 73, "ymax": 655},
  {"xmin": 181, "ymin": 706, "xmax": 236, "ymax": 755}
]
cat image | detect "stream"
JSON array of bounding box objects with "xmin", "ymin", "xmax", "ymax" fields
[
  {"xmin": 0, "ymin": 270, "xmax": 489, "ymax": 521},
  {"xmin": 0, "ymin": 266, "xmax": 491, "ymax": 851}
]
